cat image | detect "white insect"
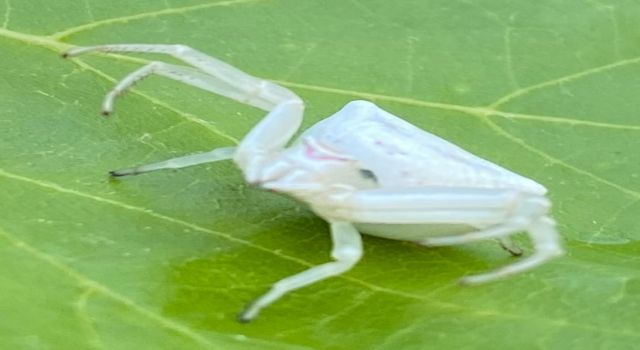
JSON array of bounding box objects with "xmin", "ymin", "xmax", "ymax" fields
[{"xmin": 63, "ymin": 44, "xmax": 563, "ymax": 322}]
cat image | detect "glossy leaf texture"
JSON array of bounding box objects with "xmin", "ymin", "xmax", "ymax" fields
[{"xmin": 1, "ymin": 1, "xmax": 640, "ymax": 349}]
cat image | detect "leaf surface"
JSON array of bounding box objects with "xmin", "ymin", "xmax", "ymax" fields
[{"xmin": 1, "ymin": 1, "xmax": 640, "ymax": 349}]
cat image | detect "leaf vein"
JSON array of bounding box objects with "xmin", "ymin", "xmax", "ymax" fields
[
  {"xmin": 72, "ymin": 59, "xmax": 240, "ymax": 144},
  {"xmin": 274, "ymin": 80, "xmax": 640, "ymax": 131},
  {"xmin": 489, "ymin": 54, "xmax": 640, "ymax": 108},
  {"xmin": 2, "ymin": 0, "xmax": 11, "ymax": 29},
  {"xmin": 503, "ymin": 27, "xmax": 520, "ymax": 89},
  {"xmin": 50, "ymin": 0, "xmax": 265, "ymax": 40},
  {"xmin": 0, "ymin": 226, "xmax": 216, "ymax": 349},
  {"xmin": 1, "ymin": 169, "xmax": 640, "ymax": 337},
  {"xmin": 1, "ymin": 27, "xmax": 640, "ymax": 133},
  {"xmin": 481, "ymin": 117, "xmax": 640, "ymax": 199},
  {"xmin": 73, "ymin": 287, "xmax": 105, "ymax": 350}
]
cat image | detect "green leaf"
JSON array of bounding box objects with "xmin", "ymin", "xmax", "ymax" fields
[{"xmin": 2, "ymin": 0, "xmax": 640, "ymax": 349}]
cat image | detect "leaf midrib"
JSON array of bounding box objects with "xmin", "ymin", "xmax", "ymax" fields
[{"xmin": 2, "ymin": 25, "xmax": 640, "ymax": 203}]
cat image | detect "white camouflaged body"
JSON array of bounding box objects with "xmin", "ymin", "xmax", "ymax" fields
[
  {"xmin": 292, "ymin": 101, "xmax": 546, "ymax": 240},
  {"xmin": 299, "ymin": 101, "xmax": 546, "ymax": 195}
]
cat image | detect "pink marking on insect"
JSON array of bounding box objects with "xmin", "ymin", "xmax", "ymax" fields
[{"xmin": 303, "ymin": 138, "xmax": 350, "ymax": 161}]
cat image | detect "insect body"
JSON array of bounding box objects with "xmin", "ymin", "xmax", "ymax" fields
[{"xmin": 63, "ymin": 44, "xmax": 563, "ymax": 322}]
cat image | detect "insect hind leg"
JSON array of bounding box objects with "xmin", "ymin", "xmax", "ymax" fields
[
  {"xmin": 459, "ymin": 217, "xmax": 563, "ymax": 285},
  {"xmin": 417, "ymin": 223, "xmax": 525, "ymax": 256}
]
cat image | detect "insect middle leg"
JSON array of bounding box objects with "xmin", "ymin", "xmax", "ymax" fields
[
  {"xmin": 109, "ymin": 146, "xmax": 236, "ymax": 177},
  {"xmin": 238, "ymin": 222, "xmax": 363, "ymax": 322}
]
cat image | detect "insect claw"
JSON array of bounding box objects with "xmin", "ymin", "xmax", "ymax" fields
[
  {"xmin": 498, "ymin": 238, "xmax": 524, "ymax": 257},
  {"xmin": 109, "ymin": 170, "xmax": 132, "ymax": 177},
  {"xmin": 506, "ymin": 246, "xmax": 523, "ymax": 257},
  {"xmin": 236, "ymin": 312, "xmax": 252, "ymax": 324},
  {"xmin": 457, "ymin": 277, "xmax": 474, "ymax": 286},
  {"xmin": 237, "ymin": 305, "xmax": 255, "ymax": 324},
  {"xmin": 236, "ymin": 299, "xmax": 263, "ymax": 323}
]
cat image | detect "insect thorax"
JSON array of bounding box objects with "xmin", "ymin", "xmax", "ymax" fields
[{"xmin": 256, "ymin": 137, "xmax": 378, "ymax": 201}]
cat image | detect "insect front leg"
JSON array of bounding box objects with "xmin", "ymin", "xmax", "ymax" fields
[
  {"xmin": 233, "ymin": 99, "xmax": 304, "ymax": 183},
  {"xmin": 63, "ymin": 44, "xmax": 306, "ymax": 178},
  {"xmin": 63, "ymin": 44, "xmax": 300, "ymax": 112},
  {"xmin": 238, "ymin": 222, "xmax": 363, "ymax": 322},
  {"xmin": 325, "ymin": 187, "xmax": 563, "ymax": 284}
]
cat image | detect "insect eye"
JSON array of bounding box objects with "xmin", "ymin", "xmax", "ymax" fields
[{"xmin": 358, "ymin": 169, "xmax": 378, "ymax": 183}]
